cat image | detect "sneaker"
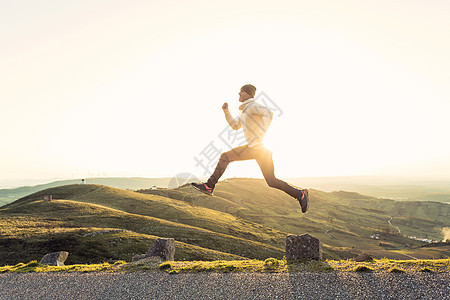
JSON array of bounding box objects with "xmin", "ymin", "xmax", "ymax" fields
[
  {"xmin": 297, "ymin": 189, "xmax": 309, "ymax": 213},
  {"xmin": 191, "ymin": 182, "xmax": 214, "ymax": 196}
]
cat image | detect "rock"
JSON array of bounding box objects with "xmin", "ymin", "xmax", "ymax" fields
[
  {"xmin": 39, "ymin": 251, "xmax": 69, "ymax": 266},
  {"xmin": 139, "ymin": 256, "xmax": 163, "ymax": 264},
  {"xmin": 128, "ymin": 256, "xmax": 163, "ymax": 267},
  {"xmin": 353, "ymin": 253, "xmax": 373, "ymax": 262},
  {"xmin": 286, "ymin": 234, "xmax": 322, "ymax": 260},
  {"xmin": 146, "ymin": 238, "xmax": 175, "ymax": 261},
  {"xmin": 131, "ymin": 238, "xmax": 176, "ymax": 262},
  {"xmin": 132, "ymin": 254, "xmax": 147, "ymax": 262}
]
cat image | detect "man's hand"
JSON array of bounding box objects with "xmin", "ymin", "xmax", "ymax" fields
[{"xmin": 222, "ymin": 102, "xmax": 228, "ymax": 110}]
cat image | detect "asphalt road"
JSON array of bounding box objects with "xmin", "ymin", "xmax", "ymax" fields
[{"xmin": 0, "ymin": 272, "xmax": 448, "ymax": 299}]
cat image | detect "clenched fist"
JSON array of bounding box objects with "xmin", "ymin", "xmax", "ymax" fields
[{"xmin": 222, "ymin": 102, "xmax": 228, "ymax": 110}]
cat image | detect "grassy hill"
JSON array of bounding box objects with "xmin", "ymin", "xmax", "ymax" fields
[
  {"xmin": 7, "ymin": 184, "xmax": 287, "ymax": 247},
  {"xmin": 1, "ymin": 178, "xmax": 448, "ymax": 265},
  {"xmin": 3, "ymin": 175, "xmax": 449, "ymax": 206},
  {"xmin": 0, "ymin": 177, "xmax": 179, "ymax": 206},
  {"xmin": 140, "ymin": 178, "xmax": 448, "ymax": 245},
  {"xmin": 0, "ymin": 184, "xmax": 289, "ymax": 264}
]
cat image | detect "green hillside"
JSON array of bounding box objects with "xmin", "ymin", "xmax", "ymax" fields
[
  {"xmin": 0, "ymin": 177, "xmax": 177, "ymax": 206},
  {"xmin": 8, "ymin": 184, "xmax": 287, "ymax": 247},
  {"xmin": 0, "ymin": 221, "xmax": 246, "ymax": 266},
  {"xmin": 0, "ymin": 200, "xmax": 254, "ymax": 265},
  {"xmin": 1, "ymin": 178, "xmax": 448, "ymax": 265},
  {"xmin": 0, "ymin": 185, "xmax": 288, "ymax": 263},
  {"xmin": 140, "ymin": 178, "xmax": 448, "ymax": 246}
]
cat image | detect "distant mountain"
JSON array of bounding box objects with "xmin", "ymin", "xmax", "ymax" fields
[
  {"xmin": 0, "ymin": 178, "xmax": 65, "ymax": 189},
  {"xmin": 1, "ymin": 178, "xmax": 448, "ymax": 265},
  {"xmin": 287, "ymin": 176, "xmax": 450, "ymax": 203}
]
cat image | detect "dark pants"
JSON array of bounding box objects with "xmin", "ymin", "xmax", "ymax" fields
[{"xmin": 206, "ymin": 145, "xmax": 300, "ymax": 199}]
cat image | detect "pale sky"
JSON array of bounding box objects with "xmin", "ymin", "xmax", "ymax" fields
[{"xmin": 1, "ymin": 0, "xmax": 450, "ymax": 184}]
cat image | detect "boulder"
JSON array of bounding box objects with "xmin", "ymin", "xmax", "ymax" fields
[
  {"xmin": 128, "ymin": 256, "xmax": 163, "ymax": 267},
  {"xmin": 353, "ymin": 253, "xmax": 373, "ymax": 262},
  {"xmin": 146, "ymin": 238, "xmax": 175, "ymax": 261},
  {"xmin": 131, "ymin": 254, "xmax": 147, "ymax": 262},
  {"xmin": 39, "ymin": 251, "xmax": 69, "ymax": 266},
  {"xmin": 138, "ymin": 256, "xmax": 163, "ymax": 264},
  {"xmin": 286, "ymin": 234, "xmax": 322, "ymax": 260}
]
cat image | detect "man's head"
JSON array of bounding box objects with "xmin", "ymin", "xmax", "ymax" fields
[{"xmin": 239, "ymin": 84, "xmax": 256, "ymax": 102}]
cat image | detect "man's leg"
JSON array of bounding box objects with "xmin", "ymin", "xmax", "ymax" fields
[
  {"xmin": 206, "ymin": 145, "xmax": 256, "ymax": 189},
  {"xmin": 254, "ymin": 147, "xmax": 300, "ymax": 199}
]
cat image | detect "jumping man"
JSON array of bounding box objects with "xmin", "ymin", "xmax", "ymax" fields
[{"xmin": 192, "ymin": 84, "xmax": 309, "ymax": 213}]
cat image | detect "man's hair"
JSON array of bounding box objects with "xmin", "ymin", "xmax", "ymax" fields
[{"xmin": 241, "ymin": 84, "xmax": 256, "ymax": 98}]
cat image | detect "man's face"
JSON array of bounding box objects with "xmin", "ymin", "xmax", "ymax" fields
[{"xmin": 238, "ymin": 89, "xmax": 252, "ymax": 102}]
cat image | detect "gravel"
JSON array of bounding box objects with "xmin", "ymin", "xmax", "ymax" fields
[{"xmin": 0, "ymin": 272, "xmax": 448, "ymax": 300}]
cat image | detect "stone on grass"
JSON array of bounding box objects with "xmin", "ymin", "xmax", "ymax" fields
[
  {"xmin": 132, "ymin": 238, "xmax": 176, "ymax": 262},
  {"xmin": 139, "ymin": 256, "xmax": 163, "ymax": 264},
  {"xmin": 146, "ymin": 238, "xmax": 175, "ymax": 261},
  {"xmin": 354, "ymin": 252, "xmax": 373, "ymax": 262},
  {"xmin": 128, "ymin": 256, "xmax": 163, "ymax": 268},
  {"xmin": 40, "ymin": 251, "xmax": 69, "ymax": 266},
  {"xmin": 132, "ymin": 254, "xmax": 147, "ymax": 262},
  {"xmin": 286, "ymin": 234, "xmax": 322, "ymax": 260}
]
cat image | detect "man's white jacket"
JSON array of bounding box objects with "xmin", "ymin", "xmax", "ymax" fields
[{"xmin": 222, "ymin": 98, "xmax": 273, "ymax": 148}]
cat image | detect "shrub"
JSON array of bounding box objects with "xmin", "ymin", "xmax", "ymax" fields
[
  {"xmin": 24, "ymin": 261, "xmax": 40, "ymax": 268},
  {"xmin": 264, "ymin": 258, "xmax": 280, "ymax": 270},
  {"xmin": 353, "ymin": 265, "xmax": 373, "ymax": 272},
  {"xmin": 14, "ymin": 261, "xmax": 42, "ymax": 273},
  {"xmin": 324, "ymin": 265, "xmax": 334, "ymax": 271},
  {"xmin": 159, "ymin": 262, "xmax": 172, "ymax": 270},
  {"xmin": 420, "ymin": 267, "xmax": 432, "ymax": 273},
  {"xmin": 388, "ymin": 267, "xmax": 405, "ymax": 273},
  {"xmin": 220, "ymin": 264, "xmax": 236, "ymax": 273}
]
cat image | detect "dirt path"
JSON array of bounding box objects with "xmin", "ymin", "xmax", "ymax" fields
[{"xmin": 388, "ymin": 216, "xmax": 401, "ymax": 234}]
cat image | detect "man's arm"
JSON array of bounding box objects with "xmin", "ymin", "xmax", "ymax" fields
[{"xmin": 222, "ymin": 102, "xmax": 241, "ymax": 130}]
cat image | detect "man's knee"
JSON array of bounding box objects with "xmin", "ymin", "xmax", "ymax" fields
[
  {"xmin": 219, "ymin": 152, "xmax": 230, "ymax": 162},
  {"xmin": 265, "ymin": 177, "xmax": 279, "ymax": 188}
]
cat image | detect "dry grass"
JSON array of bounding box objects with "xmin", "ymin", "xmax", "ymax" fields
[
  {"xmin": 1, "ymin": 258, "xmax": 448, "ymax": 274},
  {"xmin": 0, "ymin": 261, "xmax": 127, "ymax": 273},
  {"xmin": 159, "ymin": 258, "xmax": 450, "ymax": 274},
  {"xmin": 328, "ymin": 258, "xmax": 450, "ymax": 273}
]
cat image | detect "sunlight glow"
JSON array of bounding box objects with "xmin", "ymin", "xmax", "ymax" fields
[{"xmin": 1, "ymin": 1, "xmax": 449, "ymax": 181}]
